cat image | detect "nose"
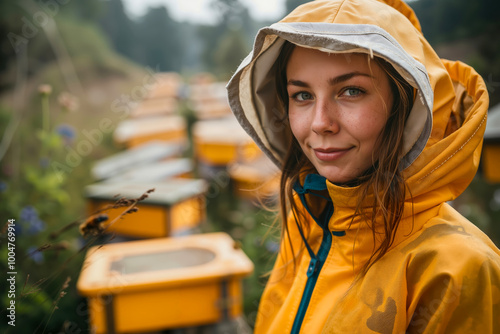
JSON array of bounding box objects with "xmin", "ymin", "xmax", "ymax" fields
[{"xmin": 311, "ymin": 98, "xmax": 340, "ymax": 135}]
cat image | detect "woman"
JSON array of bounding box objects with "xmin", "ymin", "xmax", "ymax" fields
[{"xmin": 227, "ymin": 0, "xmax": 500, "ymax": 333}]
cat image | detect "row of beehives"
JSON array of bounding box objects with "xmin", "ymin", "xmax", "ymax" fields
[
  {"xmin": 123, "ymin": 71, "xmax": 239, "ymax": 121},
  {"xmin": 75, "ymin": 72, "xmax": 283, "ymax": 334}
]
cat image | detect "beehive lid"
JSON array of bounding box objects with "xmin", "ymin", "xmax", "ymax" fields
[
  {"xmin": 77, "ymin": 232, "xmax": 254, "ymax": 295},
  {"xmin": 92, "ymin": 141, "xmax": 185, "ymax": 180},
  {"xmin": 85, "ymin": 179, "xmax": 207, "ymax": 205},
  {"xmin": 189, "ymin": 82, "xmax": 227, "ymax": 102},
  {"xmin": 130, "ymin": 97, "xmax": 178, "ymax": 118},
  {"xmin": 104, "ymin": 158, "xmax": 192, "ymax": 183},
  {"xmin": 485, "ymin": 104, "xmax": 500, "ymax": 142},
  {"xmin": 228, "ymin": 154, "xmax": 280, "ymax": 182},
  {"xmin": 192, "ymin": 100, "xmax": 232, "ymax": 120},
  {"xmin": 192, "ymin": 116, "xmax": 253, "ymax": 143},
  {"xmin": 114, "ymin": 115, "xmax": 186, "ymax": 143},
  {"xmin": 147, "ymin": 72, "xmax": 183, "ymax": 99}
]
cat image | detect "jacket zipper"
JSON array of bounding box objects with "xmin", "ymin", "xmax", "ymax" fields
[
  {"xmin": 291, "ymin": 174, "xmax": 339, "ymax": 333},
  {"xmin": 291, "ymin": 226, "xmax": 332, "ymax": 333}
]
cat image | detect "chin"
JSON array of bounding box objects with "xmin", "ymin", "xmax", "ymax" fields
[
  {"xmin": 319, "ymin": 168, "xmax": 360, "ymax": 186},
  {"xmin": 322, "ymin": 173, "xmax": 353, "ymax": 185}
]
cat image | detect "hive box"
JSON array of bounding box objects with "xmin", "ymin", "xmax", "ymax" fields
[
  {"xmin": 188, "ymin": 82, "xmax": 232, "ymax": 119},
  {"xmin": 228, "ymin": 154, "xmax": 280, "ymax": 200},
  {"xmin": 77, "ymin": 232, "xmax": 254, "ymax": 333},
  {"xmin": 147, "ymin": 72, "xmax": 183, "ymax": 99},
  {"xmin": 482, "ymin": 104, "xmax": 500, "ymax": 183},
  {"xmin": 85, "ymin": 179, "xmax": 207, "ymax": 238},
  {"xmin": 114, "ymin": 115, "xmax": 187, "ymax": 148},
  {"xmin": 192, "ymin": 117, "xmax": 260, "ymax": 166},
  {"xmin": 130, "ymin": 96, "xmax": 179, "ymax": 118}
]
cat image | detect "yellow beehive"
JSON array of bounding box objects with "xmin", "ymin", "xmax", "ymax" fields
[
  {"xmin": 147, "ymin": 72, "xmax": 183, "ymax": 99},
  {"xmin": 193, "ymin": 117, "xmax": 260, "ymax": 166},
  {"xmin": 130, "ymin": 96, "xmax": 179, "ymax": 118},
  {"xmin": 189, "ymin": 72, "xmax": 216, "ymax": 86},
  {"xmin": 189, "ymin": 82, "xmax": 232, "ymax": 119},
  {"xmin": 77, "ymin": 232, "xmax": 254, "ymax": 334},
  {"xmin": 228, "ymin": 154, "xmax": 280, "ymax": 200},
  {"xmin": 189, "ymin": 82, "xmax": 226, "ymax": 102},
  {"xmin": 192, "ymin": 99, "xmax": 232, "ymax": 119},
  {"xmin": 482, "ymin": 104, "xmax": 500, "ymax": 183},
  {"xmin": 114, "ymin": 115, "xmax": 187, "ymax": 148},
  {"xmin": 85, "ymin": 179, "xmax": 207, "ymax": 238}
]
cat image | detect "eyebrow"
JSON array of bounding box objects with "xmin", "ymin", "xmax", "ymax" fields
[{"xmin": 287, "ymin": 71, "xmax": 374, "ymax": 87}]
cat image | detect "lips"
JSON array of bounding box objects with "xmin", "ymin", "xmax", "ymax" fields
[{"xmin": 313, "ymin": 147, "xmax": 351, "ymax": 161}]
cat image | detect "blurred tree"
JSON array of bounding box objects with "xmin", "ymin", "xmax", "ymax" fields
[
  {"xmin": 176, "ymin": 22, "xmax": 205, "ymax": 73},
  {"xmin": 0, "ymin": 0, "xmax": 103, "ymax": 92},
  {"xmin": 99, "ymin": 0, "xmax": 136, "ymax": 60},
  {"xmin": 200, "ymin": 0, "xmax": 254, "ymax": 77},
  {"xmin": 211, "ymin": 0, "xmax": 246, "ymax": 25},
  {"xmin": 410, "ymin": 0, "xmax": 500, "ymax": 44},
  {"xmin": 98, "ymin": 1, "xmax": 186, "ymax": 72},
  {"xmin": 213, "ymin": 28, "xmax": 249, "ymax": 79},
  {"xmin": 285, "ymin": 0, "xmax": 311, "ymax": 15},
  {"xmin": 134, "ymin": 6, "xmax": 184, "ymax": 72},
  {"xmin": 0, "ymin": 2, "xmax": 27, "ymax": 90}
]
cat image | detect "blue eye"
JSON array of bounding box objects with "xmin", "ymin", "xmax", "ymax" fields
[
  {"xmin": 293, "ymin": 92, "xmax": 313, "ymax": 101},
  {"xmin": 343, "ymin": 88, "xmax": 362, "ymax": 97}
]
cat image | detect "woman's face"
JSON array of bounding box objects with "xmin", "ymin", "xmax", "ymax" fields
[{"xmin": 286, "ymin": 47, "xmax": 393, "ymax": 184}]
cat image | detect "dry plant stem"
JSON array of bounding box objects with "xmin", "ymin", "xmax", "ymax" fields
[
  {"xmin": 20, "ymin": 274, "xmax": 43, "ymax": 298},
  {"xmin": 79, "ymin": 188, "xmax": 155, "ymax": 238},
  {"xmin": 49, "ymin": 221, "xmax": 80, "ymax": 240},
  {"xmin": 38, "ymin": 276, "xmax": 71, "ymax": 334},
  {"xmin": 48, "ymin": 188, "xmax": 155, "ymax": 240}
]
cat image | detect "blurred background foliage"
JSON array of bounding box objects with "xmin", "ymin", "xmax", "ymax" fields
[{"xmin": 0, "ymin": 0, "xmax": 499, "ymax": 332}]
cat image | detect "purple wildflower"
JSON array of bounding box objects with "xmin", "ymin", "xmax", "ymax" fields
[
  {"xmin": 0, "ymin": 180, "xmax": 7, "ymax": 193},
  {"xmin": 265, "ymin": 240, "xmax": 280, "ymax": 253},
  {"xmin": 27, "ymin": 218, "xmax": 46, "ymax": 234},
  {"xmin": 19, "ymin": 206, "xmax": 46, "ymax": 235},
  {"xmin": 20, "ymin": 206, "xmax": 38, "ymax": 222},
  {"xmin": 27, "ymin": 246, "xmax": 44, "ymax": 264},
  {"xmin": 56, "ymin": 124, "xmax": 76, "ymax": 145}
]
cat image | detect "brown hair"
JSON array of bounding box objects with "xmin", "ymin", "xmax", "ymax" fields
[{"xmin": 274, "ymin": 41, "xmax": 414, "ymax": 276}]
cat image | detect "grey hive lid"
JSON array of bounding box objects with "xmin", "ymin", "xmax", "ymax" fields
[
  {"xmin": 104, "ymin": 158, "xmax": 193, "ymax": 183},
  {"xmin": 92, "ymin": 141, "xmax": 185, "ymax": 180},
  {"xmin": 485, "ymin": 104, "xmax": 500, "ymax": 142},
  {"xmin": 85, "ymin": 179, "xmax": 207, "ymax": 205}
]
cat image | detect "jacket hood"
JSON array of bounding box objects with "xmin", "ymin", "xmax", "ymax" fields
[{"xmin": 227, "ymin": 0, "xmax": 488, "ymax": 202}]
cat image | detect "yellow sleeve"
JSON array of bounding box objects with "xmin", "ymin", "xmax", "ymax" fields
[{"xmin": 407, "ymin": 249, "xmax": 500, "ymax": 333}]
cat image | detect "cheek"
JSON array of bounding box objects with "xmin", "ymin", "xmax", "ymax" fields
[
  {"xmin": 348, "ymin": 107, "xmax": 388, "ymax": 145},
  {"xmin": 288, "ymin": 110, "xmax": 308, "ymax": 141}
]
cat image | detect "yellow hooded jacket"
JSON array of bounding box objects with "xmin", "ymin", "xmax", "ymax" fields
[{"xmin": 226, "ymin": 0, "xmax": 500, "ymax": 333}]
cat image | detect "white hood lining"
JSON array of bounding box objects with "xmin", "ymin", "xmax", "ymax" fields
[{"xmin": 227, "ymin": 22, "xmax": 434, "ymax": 170}]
